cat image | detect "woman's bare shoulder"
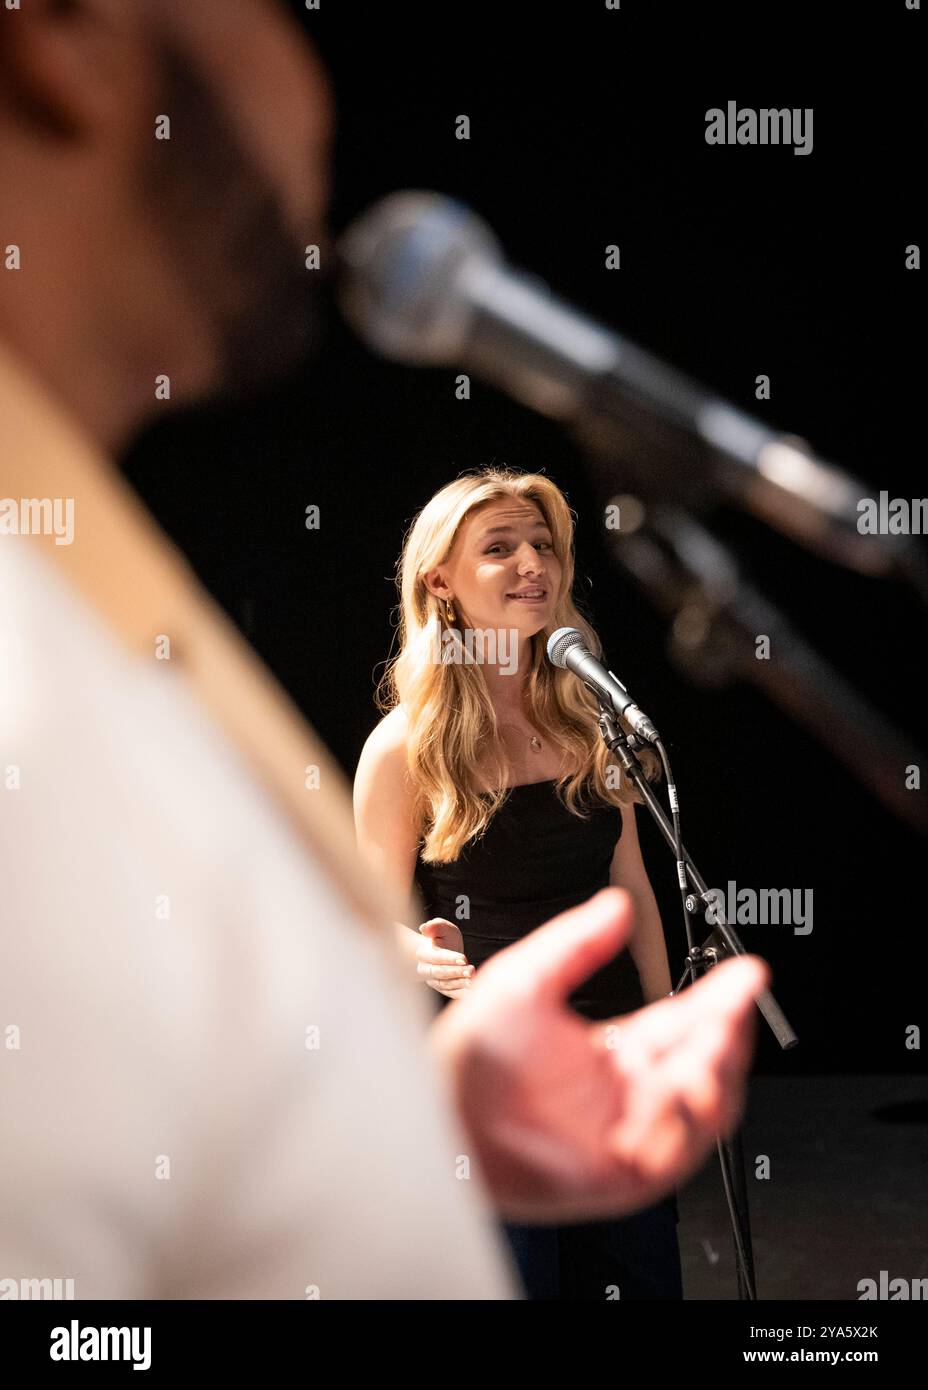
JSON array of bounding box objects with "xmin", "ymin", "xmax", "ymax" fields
[
  {"xmin": 366, "ymin": 704, "xmax": 408, "ymax": 751},
  {"xmin": 354, "ymin": 706, "xmax": 421, "ymax": 873},
  {"xmin": 355, "ymin": 705, "xmax": 411, "ymax": 789}
]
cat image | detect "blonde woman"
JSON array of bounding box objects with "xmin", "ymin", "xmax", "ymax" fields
[{"xmin": 354, "ymin": 467, "xmax": 682, "ymax": 1300}]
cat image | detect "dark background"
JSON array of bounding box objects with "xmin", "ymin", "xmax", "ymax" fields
[{"xmin": 123, "ymin": 2, "xmax": 925, "ymax": 1076}]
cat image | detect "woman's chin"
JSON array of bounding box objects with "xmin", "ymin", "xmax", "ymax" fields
[{"xmin": 514, "ymin": 618, "xmax": 550, "ymax": 642}]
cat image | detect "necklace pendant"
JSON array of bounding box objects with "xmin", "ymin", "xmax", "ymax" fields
[{"xmin": 530, "ymin": 735, "xmax": 542, "ymax": 752}]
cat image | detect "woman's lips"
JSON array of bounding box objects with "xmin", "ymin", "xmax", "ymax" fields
[{"xmin": 506, "ymin": 589, "xmax": 547, "ymax": 604}]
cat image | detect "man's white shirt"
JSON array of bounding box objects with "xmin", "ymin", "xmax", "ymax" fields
[{"xmin": 0, "ymin": 535, "xmax": 518, "ymax": 1299}]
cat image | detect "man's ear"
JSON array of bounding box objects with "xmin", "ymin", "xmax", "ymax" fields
[{"xmin": 0, "ymin": 0, "xmax": 146, "ymax": 139}]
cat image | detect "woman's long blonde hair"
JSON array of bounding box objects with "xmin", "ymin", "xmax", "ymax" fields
[{"xmin": 375, "ymin": 467, "xmax": 662, "ymax": 862}]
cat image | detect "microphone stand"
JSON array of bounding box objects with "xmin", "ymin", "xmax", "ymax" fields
[
  {"xmin": 592, "ymin": 494, "xmax": 928, "ymax": 837},
  {"xmin": 595, "ymin": 705, "xmax": 799, "ymax": 1300}
]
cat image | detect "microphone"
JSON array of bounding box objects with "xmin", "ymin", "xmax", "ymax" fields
[
  {"xmin": 336, "ymin": 190, "xmax": 888, "ymax": 577},
  {"xmin": 547, "ymin": 628, "xmax": 660, "ymax": 746}
]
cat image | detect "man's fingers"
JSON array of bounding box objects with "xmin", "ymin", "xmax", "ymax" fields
[
  {"xmin": 695, "ymin": 994, "xmax": 761, "ymax": 1140},
  {"xmin": 602, "ymin": 954, "xmax": 770, "ymax": 1066},
  {"xmin": 604, "ymin": 1030, "xmax": 747, "ymax": 1193},
  {"xmin": 670, "ymin": 955, "xmax": 769, "ymax": 1043},
  {"xmin": 655, "ymin": 965, "xmax": 763, "ymax": 1153},
  {"xmin": 603, "ymin": 956, "xmax": 768, "ymax": 1187},
  {"xmin": 646, "ymin": 1026, "xmax": 753, "ymax": 1181},
  {"xmin": 482, "ymin": 887, "xmax": 635, "ymax": 1006},
  {"xmin": 658, "ymin": 1010, "xmax": 755, "ymax": 1143}
]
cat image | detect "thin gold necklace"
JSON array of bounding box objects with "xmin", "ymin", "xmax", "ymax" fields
[{"xmin": 498, "ymin": 713, "xmax": 543, "ymax": 753}]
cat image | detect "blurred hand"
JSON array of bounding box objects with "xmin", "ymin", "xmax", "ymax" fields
[
  {"xmin": 417, "ymin": 918, "xmax": 475, "ymax": 998},
  {"xmin": 431, "ymin": 887, "xmax": 769, "ymax": 1223}
]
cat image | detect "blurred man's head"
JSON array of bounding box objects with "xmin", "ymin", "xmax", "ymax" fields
[{"xmin": 0, "ymin": 0, "xmax": 334, "ymax": 452}]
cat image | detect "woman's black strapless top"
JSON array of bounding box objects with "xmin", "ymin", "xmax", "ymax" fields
[{"xmin": 413, "ymin": 779, "xmax": 644, "ymax": 1021}]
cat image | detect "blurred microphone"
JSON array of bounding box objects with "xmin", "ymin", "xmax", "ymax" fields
[
  {"xmin": 336, "ymin": 190, "xmax": 890, "ymax": 578},
  {"xmin": 547, "ymin": 628, "xmax": 660, "ymax": 746}
]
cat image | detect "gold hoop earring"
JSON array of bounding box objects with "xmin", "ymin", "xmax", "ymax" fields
[{"xmin": 445, "ymin": 600, "xmax": 456, "ymax": 624}]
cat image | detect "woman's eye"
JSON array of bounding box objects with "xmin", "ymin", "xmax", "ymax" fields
[{"xmin": 485, "ymin": 541, "xmax": 552, "ymax": 554}]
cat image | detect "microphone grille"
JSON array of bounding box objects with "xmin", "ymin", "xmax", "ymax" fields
[
  {"xmin": 335, "ymin": 190, "xmax": 501, "ymax": 364},
  {"xmin": 546, "ymin": 627, "xmax": 586, "ymax": 668}
]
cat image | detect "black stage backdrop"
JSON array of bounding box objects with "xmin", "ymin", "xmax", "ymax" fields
[{"xmin": 123, "ymin": 2, "xmax": 925, "ymax": 1077}]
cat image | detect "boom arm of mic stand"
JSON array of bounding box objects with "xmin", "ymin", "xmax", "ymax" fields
[
  {"xmin": 573, "ymin": 375, "xmax": 928, "ymax": 600},
  {"xmin": 607, "ymin": 732, "xmax": 798, "ymax": 1050},
  {"xmin": 608, "ymin": 504, "xmax": 928, "ymax": 838}
]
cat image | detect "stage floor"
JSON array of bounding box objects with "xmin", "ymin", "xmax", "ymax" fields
[{"xmin": 679, "ymin": 1074, "xmax": 928, "ymax": 1300}]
